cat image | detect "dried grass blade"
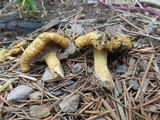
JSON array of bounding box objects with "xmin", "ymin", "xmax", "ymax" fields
[
  {"xmin": 135, "ymin": 54, "xmax": 154, "ymax": 100},
  {"xmin": 102, "ymin": 99, "xmax": 120, "ymax": 120},
  {"xmin": 0, "ymin": 78, "xmax": 17, "ymax": 92}
]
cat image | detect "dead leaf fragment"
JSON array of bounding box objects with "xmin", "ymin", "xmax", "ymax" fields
[
  {"xmin": 29, "ymin": 91, "xmax": 42, "ymax": 100},
  {"xmin": 59, "ymin": 94, "xmax": 79, "ymax": 113},
  {"xmin": 29, "ymin": 105, "xmax": 50, "ymax": 119},
  {"xmin": 128, "ymin": 79, "xmax": 139, "ymax": 90}
]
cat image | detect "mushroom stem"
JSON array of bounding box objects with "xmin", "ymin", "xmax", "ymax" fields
[
  {"xmin": 44, "ymin": 47, "xmax": 64, "ymax": 77},
  {"xmin": 94, "ymin": 48, "xmax": 114, "ymax": 90}
]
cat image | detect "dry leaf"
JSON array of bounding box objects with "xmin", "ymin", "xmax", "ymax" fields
[
  {"xmin": 59, "ymin": 94, "xmax": 79, "ymax": 113},
  {"xmin": 30, "ymin": 105, "xmax": 50, "ymax": 118}
]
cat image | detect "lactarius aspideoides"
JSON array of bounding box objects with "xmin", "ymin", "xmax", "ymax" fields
[
  {"xmin": 75, "ymin": 31, "xmax": 132, "ymax": 90},
  {"xmin": 0, "ymin": 41, "xmax": 27, "ymax": 62},
  {"xmin": 20, "ymin": 32, "xmax": 69, "ymax": 77}
]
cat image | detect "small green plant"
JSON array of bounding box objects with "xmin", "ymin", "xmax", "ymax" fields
[{"xmin": 16, "ymin": 0, "xmax": 41, "ymax": 13}]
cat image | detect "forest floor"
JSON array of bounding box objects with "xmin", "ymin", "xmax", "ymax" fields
[{"xmin": 0, "ymin": 0, "xmax": 160, "ymax": 120}]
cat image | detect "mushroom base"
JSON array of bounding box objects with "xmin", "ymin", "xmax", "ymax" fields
[
  {"xmin": 44, "ymin": 48, "xmax": 64, "ymax": 78},
  {"xmin": 94, "ymin": 48, "xmax": 114, "ymax": 90}
]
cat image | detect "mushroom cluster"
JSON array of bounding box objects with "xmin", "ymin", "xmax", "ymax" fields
[{"xmin": 20, "ymin": 31, "xmax": 132, "ymax": 90}]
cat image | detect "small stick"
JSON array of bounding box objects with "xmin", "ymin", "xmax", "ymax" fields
[
  {"xmin": 102, "ymin": 99, "xmax": 120, "ymax": 120},
  {"xmin": 118, "ymin": 15, "xmax": 142, "ymax": 31},
  {"xmin": 122, "ymin": 27, "xmax": 160, "ymax": 41},
  {"xmin": 79, "ymin": 102, "xmax": 94, "ymax": 114},
  {"xmin": 133, "ymin": 95, "xmax": 160, "ymax": 109},
  {"xmin": 51, "ymin": 109, "xmax": 63, "ymax": 120},
  {"xmin": 135, "ymin": 54, "xmax": 154, "ymax": 100},
  {"xmin": 122, "ymin": 80, "xmax": 132, "ymax": 120},
  {"xmin": 0, "ymin": 95, "xmax": 12, "ymax": 107},
  {"xmin": 106, "ymin": 93, "xmax": 148, "ymax": 120},
  {"xmin": 86, "ymin": 109, "xmax": 115, "ymax": 120},
  {"xmin": 0, "ymin": 78, "xmax": 17, "ymax": 92},
  {"xmin": 6, "ymin": 61, "xmax": 20, "ymax": 72},
  {"xmin": 41, "ymin": 0, "xmax": 47, "ymax": 18},
  {"xmin": 32, "ymin": 82, "xmax": 58, "ymax": 100}
]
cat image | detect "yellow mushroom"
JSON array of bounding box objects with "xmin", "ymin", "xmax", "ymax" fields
[
  {"xmin": 20, "ymin": 32, "xmax": 69, "ymax": 78},
  {"xmin": 75, "ymin": 31, "xmax": 132, "ymax": 90},
  {"xmin": 0, "ymin": 41, "xmax": 28, "ymax": 62}
]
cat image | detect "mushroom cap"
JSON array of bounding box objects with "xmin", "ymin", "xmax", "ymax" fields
[
  {"xmin": 75, "ymin": 31, "xmax": 105, "ymax": 50},
  {"xmin": 75, "ymin": 31, "xmax": 133, "ymax": 51},
  {"xmin": 105, "ymin": 33, "xmax": 133, "ymax": 51}
]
